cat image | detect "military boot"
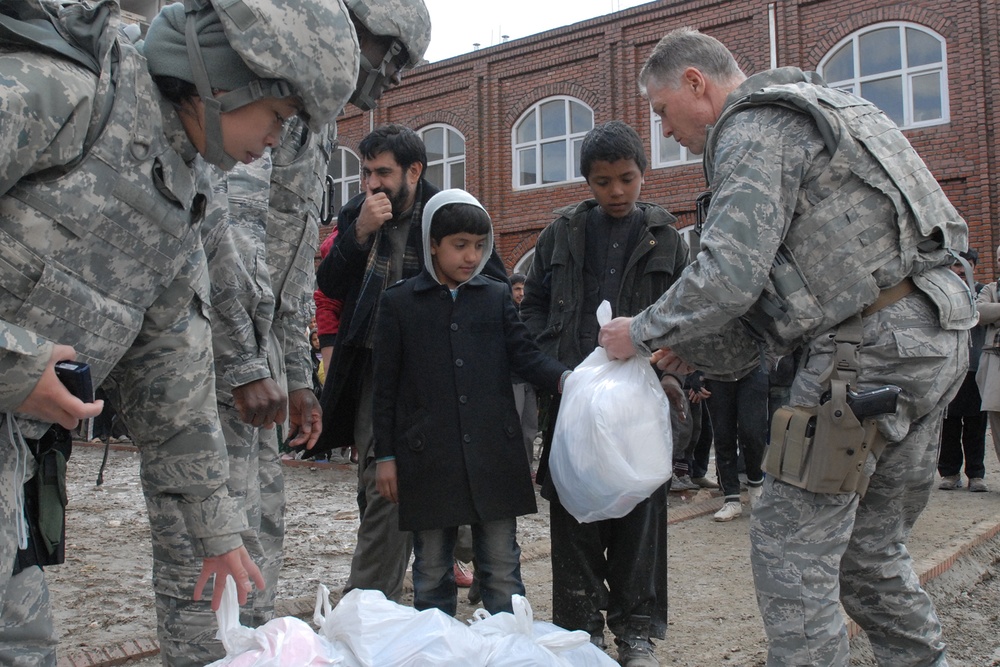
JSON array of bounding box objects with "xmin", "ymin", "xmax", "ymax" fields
[{"xmin": 616, "ymin": 615, "xmax": 659, "ymax": 667}]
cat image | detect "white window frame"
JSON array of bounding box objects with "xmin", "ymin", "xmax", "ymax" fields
[
  {"xmin": 418, "ymin": 124, "xmax": 466, "ymax": 191},
  {"xmin": 329, "ymin": 147, "xmax": 361, "ymax": 221},
  {"xmin": 512, "ymin": 96, "xmax": 593, "ymax": 190},
  {"xmin": 818, "ymin": 22, "xmax": 949, "ymax": 129},
  {"xmin": 650, "ymin": 116, "xmax": 701, "ymax": 168}
]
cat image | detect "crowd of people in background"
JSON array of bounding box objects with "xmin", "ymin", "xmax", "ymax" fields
[{"xmin": 0, "ymin": 1, "xmax": 990, "ymax": 665}]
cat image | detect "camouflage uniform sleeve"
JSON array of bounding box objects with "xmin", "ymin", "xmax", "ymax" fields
[
  {"xmin": 0, "ymin": 52, "xmax": 96, "ymax": 195},
  {"xmin": 111, "ymin": 244, "xmax": 246, "ymax": 557},
  {"xmin": 267, "ymin": 122, "xmax": 329, "ymax": 392},
  {"xmin": 202, "ymin": 162, "xmax": 274, "ymax": 392},
  {"xmin": 0, "ymin": 321, "xmax": 55, "ymax": 413},
  {"xmin": 630, "ymin": 107, "xmax": 820, "ymax": 374}
]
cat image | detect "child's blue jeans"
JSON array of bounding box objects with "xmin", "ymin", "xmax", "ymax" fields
[{"xmin": 412, "ymin": 518, "xmax": 524, "ymax": 616}]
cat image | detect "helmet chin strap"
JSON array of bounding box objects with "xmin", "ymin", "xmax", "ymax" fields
[
  {"xmin": 349, "ymin": 38, "xmax": 403, "ymax": 111},
  {"xmin": 184, "ymin": 5, "xmax": 237, "ymax": 170}
]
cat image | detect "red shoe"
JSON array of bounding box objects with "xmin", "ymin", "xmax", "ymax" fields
[{"xmin": 453, "ymin": 560, "xmax": 474, "ymax": 588}]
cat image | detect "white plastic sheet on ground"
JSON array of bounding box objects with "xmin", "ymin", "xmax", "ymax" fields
[{"xmin": 549, "ymin": 301, "xmax": 673, "ymax": 522}]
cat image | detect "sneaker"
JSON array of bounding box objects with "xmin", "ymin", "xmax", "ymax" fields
[
  {"xmin": 713, "ymin": 501, "xmax": 743, "ymax": 522},
  {"xmin": 453, "ymin": 560, "xmax": 474, "ymax": 588},
  {"xmin": 939, "ymin": 474, "xmax": 962, "ymax": 490},
  {"xmin": 670, "ymin": 474, "xmax": 699, "ymax": 491},
  {"xmin": 747, "ymin": 484, "xmax": 763, "ymax": 509},
  {"xmin": 692, "ymin": 476, "xmax": 720, "ymax": 489},
  {"xmin": 617, "ymin": 638, "xmax": 658, "ymax": 666},
  {"xmin": 969, "ymin": 477, "xmax": 988, "ymax": 492}
]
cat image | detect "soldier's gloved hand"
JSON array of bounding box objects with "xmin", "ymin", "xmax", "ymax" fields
[
  {"xmin": 194, "ymin": 545, "xmax": 265, "ymax": 611},
  {"xmin": 288, "ymin": 388, "xmax": 322, "ymax": 449},
  {"xmin": 19, "ymin": 344, "xmax": 104, "ymax": 429},
  {"xmin": 232, "ymin": 378, "xmax": 287, "ymax": 429}
]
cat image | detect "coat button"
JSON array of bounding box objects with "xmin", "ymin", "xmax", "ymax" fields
[
  {"xmin": 463, "ymin": 434, "xmax": 471, "ymax": 443},
  {"xmin": 459, "ymin": 395, "xmax": 468, "ymax": 404},
  {"xmin": 450, "ymin": 323, "xmax": 459, "ymax": 331},
  {"xmin": 455, "ymin": 359, "xmax": 464, "ymax": 367}
]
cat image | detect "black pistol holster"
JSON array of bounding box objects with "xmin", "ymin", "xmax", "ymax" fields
[
  {"xmin": 763, "ymin": 316, "xmax": 888, "ymax": 497},
  {"xmin": 13, "ymin": 426, "xmax": 72, "ymax": 575}
]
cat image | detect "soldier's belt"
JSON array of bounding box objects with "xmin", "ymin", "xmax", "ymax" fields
[{"xmin": 862, "ymin": 278, "xmax": 915, "ymax": 317}]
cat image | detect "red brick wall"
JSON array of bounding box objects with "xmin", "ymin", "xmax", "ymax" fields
[{"xmin": 324, "ymin": 0, "xmax": 1000, "ymax": 280}]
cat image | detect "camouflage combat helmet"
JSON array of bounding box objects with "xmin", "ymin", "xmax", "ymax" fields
[
  {"xmin": 152, "ymin": 0, "xmax": 359, "ymax": 169},
  {"xmin": 342, "ymin": 0, "xmax": 431, "ymax": 110}
]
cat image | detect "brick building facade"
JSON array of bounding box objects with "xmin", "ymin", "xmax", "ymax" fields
[{"xmin": 329, "ymin": 0, "xmax": 1000, "ymax": 279}]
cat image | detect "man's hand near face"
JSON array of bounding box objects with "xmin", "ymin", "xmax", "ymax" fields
[{"xmin": 355, "ymin": 187, "xmax": 393, "ymax": 244}]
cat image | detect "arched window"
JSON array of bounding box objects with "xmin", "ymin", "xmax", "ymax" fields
[
  {"xmin": 329, "ymin": 147, "xmax": 361, "ymax": 220},
  {"xmin": 418, "ymin": 124, "xmax": 466, "ymax": 190},
  {"xmin": 651, "ymin": 116, "xmax": 700, "ymax": 168},
  {"xmin": 819, "ymin": 23, "xmax": 949, "ymax": 129},
  {"xmin": 512, "ymin": 97, "xmax": 593, "ymax": 189}
]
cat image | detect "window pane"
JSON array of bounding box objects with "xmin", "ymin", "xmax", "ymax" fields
[
  {"xmin": 659, "ymin": 135, "xmax": 682, "ymax": 163},
  {"xmin": 824, "ymin": 44, "xmax": 854, "ymax": 84},
  {"xmin": 518, "ymin": 147, "xmax": 536, "ymax": 186},
  {"xmin": 906, "ymin": 28, "xmax": 941, "ymax": 67},
  {"xmin": 911, "ymin": 72, "xmax": 942, "ymax": 122},
  {"xmin": 347, "ymin": 181, "xmax": 361, "ymax": 200},
  {"xmin": 424, "ymin": 127, "xmax": 444, "ymax": 162},
  {"xmin": 345, "ymin": 151, "xmax": 359, "ymax": 176},
  {"xmin": 572, "ymin": 138, "xmax": 582, "ymax": 178},
  {"xmin": 425, "ymin": 163, "xmax": 444, "ymax": 190},
  {"xmin": 516, "ymin": 110, "xmax": 536, "ymax": 144},
  {"xmin": 540, "ymin": 100, "xmax": 566, "ymax": 139},
  {"xmin": 541, "ymin": 141, "xmax": 566, "ymax": 183},
  {"xmin": 861, "ymin": 76, "xmax": 904, "ymax": 126},
  {"xmin": 570, "ymin": 101, "xmax": 593, "ymax": 134},
  {"xmin": 859, "ymin": 28, "xmax": 901, "ymax": 76},
  {"xmin": 331, "ymin": 151, "xmax": 343, "ymax": 179},
  {"xmin": 450, "ymin": 162, "xmax": 465, "ymax": 190},
  {"xmin": 449, "ymin": 130, "xmax": 465, "ymax": 157}
]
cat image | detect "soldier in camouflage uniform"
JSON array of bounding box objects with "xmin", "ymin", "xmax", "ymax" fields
[
  {"xmin": 600, "ymin": 28, "xmax": 972, "ymax": 667},
  {"xmin": 193, "ymin": 0, "xmax": 432, "ymax": 651},
  {"xmin": 0, "ymin": 0, "xmax": 357, "ymax": 664}
]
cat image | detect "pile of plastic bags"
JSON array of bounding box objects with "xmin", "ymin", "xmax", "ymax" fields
[{"xmin": 207, "ymin": 576, "xmax": 617, "ymax": 666}]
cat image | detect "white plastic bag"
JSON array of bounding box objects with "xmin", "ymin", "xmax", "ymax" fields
[
  {"xmin": 467, "ymin": 595, "xmax": 618, "ymax": 667},
  {"xmin": 314, "ymin": 586, "xmax": 488, "ymax": 666},
  {"xmin": 549, "ymin": 301, "xmax": 673, "ymax": 522},
  {"xmin": 206, "ymin": 575, "xmax": 344, "ymax": 667}
]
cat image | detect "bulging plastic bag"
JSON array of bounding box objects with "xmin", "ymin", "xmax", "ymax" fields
[
  {"xmin": 467, "ymin": 594, "xmax": 618, "ymax": 666},
  {"xmin": 549, "ymin": 301, "xmax": 673, "ymax": 522},
  {"xmin": 207, "ymin": 575, "xmax": 345, "ymax": 667},
  {"xmin": 314, "ymin": 586, "xmax": 489, "ymax": 666}
]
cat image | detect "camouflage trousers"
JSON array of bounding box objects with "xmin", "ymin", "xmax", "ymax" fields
[
  {"xmin": 750, "ymin": 293, "xmax": 964, "ymax": 666},
  {"xmin": 0, "ymin": 428, "xmax": 57, "ymax": 667},
  {"xmin": 150, "ymin": 330, "xmax": 287, "ymax": 667}
]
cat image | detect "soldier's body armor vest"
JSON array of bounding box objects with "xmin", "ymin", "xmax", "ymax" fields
[
  {"xmin": 704, "ymin": 68, "xmax": 973, "ymax": 352},
  {"xmin": 266, "ymin": 120, "xmax": 334, "ymax": 322},
  {"xmin": 0, "ymin": 13, "xmax": 206, "ymax": 389}
]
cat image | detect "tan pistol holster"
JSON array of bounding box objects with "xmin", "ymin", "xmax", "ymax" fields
[{"xmin": 763, "ymin": 316, "xmax": 887, "ymax": 496}]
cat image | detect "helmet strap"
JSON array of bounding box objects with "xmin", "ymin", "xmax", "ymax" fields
[
  {"xmin": 350, "ymin": 38, "xmax": 402, "ymax": 111},
  {"xmin": 184, "ymin": 2, "xmax": 236, "ymax": 170}
]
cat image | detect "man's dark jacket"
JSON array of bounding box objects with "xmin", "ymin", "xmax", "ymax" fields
[{"xmin": 314, "ymin": 181, "xmax": 508, "ymax": 453}]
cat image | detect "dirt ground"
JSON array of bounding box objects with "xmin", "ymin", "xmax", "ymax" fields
[{"xmin": 48, "ymin": 442, "xmax": 1000, "ymax": 666}]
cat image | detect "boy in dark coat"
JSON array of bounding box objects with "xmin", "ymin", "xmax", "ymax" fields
[{"xmin": 372, "ymin": 189, "xmax": 570, "ymax": 616}]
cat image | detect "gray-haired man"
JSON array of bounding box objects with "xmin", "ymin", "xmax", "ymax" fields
[{"xmin": 601, "ymin": 27, "xmax": 971, "ymax": 667}]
